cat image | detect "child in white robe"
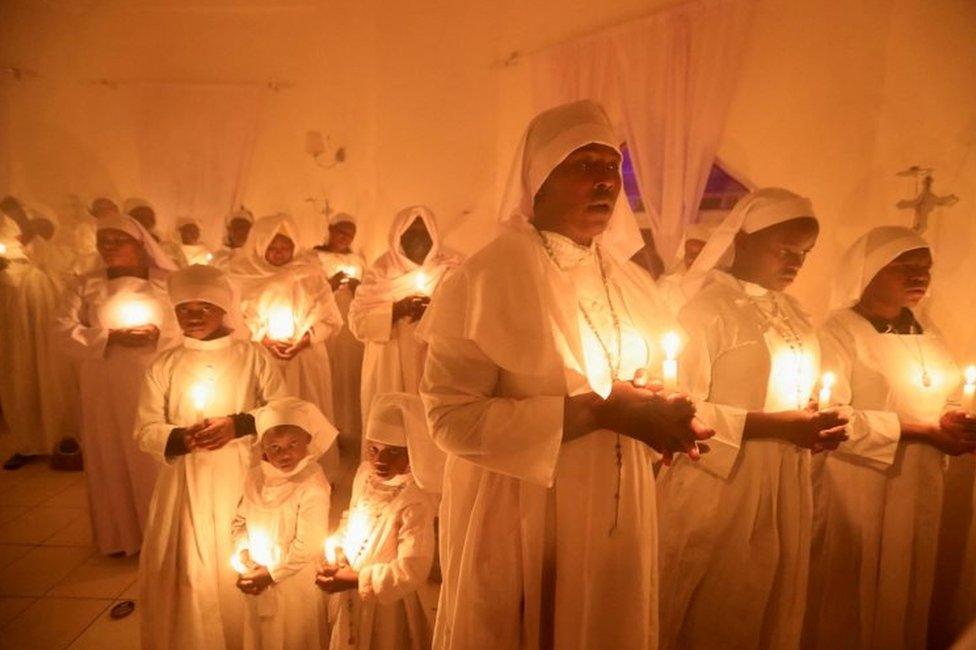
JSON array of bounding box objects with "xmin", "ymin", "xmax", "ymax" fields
[
  {"xmin": 232, "ymin": 396, "xmax": 336, "ymax": 650},
  {"xmin": 317, "ymin": 392, "xmax": 437, "ymax": 650},
  {"xmin": 136, "ymin": 264, "xmax": 289, "ymax": 649},
  {"xmin": 55, "ymin": 214, "xmax": 182, "ymax": 556}
]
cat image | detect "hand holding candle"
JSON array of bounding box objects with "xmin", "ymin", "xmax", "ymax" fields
[
  {"xmin": 189, "ymin": 369, "xmax": 215, "ymax": 423},
  {"xmin": 661, "ymin": 331, "xmax": 681, "ymax": 390},
  {"xmin": 817, "ymin": 372, "xmax": 836, "ymax": 411},
  {"xmin": 117, "ymin": 300, "xmax": 153, "ymax": 329}
]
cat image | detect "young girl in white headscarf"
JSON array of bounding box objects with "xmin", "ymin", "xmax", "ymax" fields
[
  {"xmin": 315, "ymin": 212, "xmax": 367, "ymax": 446},
  {"xmin": 53, "ymin": 213, "xmax": 182, "ymax": 555},
  {"xmin": 656, "ymin": 188, "xmax": 849, "ymax": 650},
  {"xmin": 232, "ymin": 396, "xmax": 336, "ymax": 650},
  {"xmin": 316, "ymin": 392, "xmax": 437, "ymax": 650},
  {"xmin": 803, "ymin": 226, "xmax": 975, "ymax": 650},
  {"xmin": 229, "ymin": 213, "xmax": 343, "ymax": 477},
  {"xmin": 135, "ymin": 264, "xmax": 289, "ymax": 650},
  {"xmin": 348, "ymin": 205, "xmax": 462, "ymax": 452}
]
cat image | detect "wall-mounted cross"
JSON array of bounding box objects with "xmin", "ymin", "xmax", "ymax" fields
[{"xmin": 895, "ymin": 166, "xmax": 959, "ymax": 233}]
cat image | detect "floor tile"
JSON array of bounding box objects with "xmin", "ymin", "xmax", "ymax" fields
[
  {"xmin": 0, "ymin": 545, "xmax": 93, "ymax": 597},
  {"xmin": 0, "ymin": 597, "xmax": 111, "ymax": 650},
  {"xmin": 67, "ymin": 599, "xmax": 141, "ymax": 650},
  {"xmin": 45, "ymin": 511, "xmax": 94, "ymax": 548},
  {"xmin": 41, "ymin": 480, "xmax": 89, "ymax": 509},
  {"xmin": 49, "ymin": 553, "xmax": 139, "ymax": 599},
  {"xmin": 0, "ymin": 506, "xmax": 85, "ymax": 545},
  {"xmin": 0, "ymin": 472, "xmax": 81, "ymax": 507},
  {"xmin": 0, "ymin": 506, "xmax": 30, "ymax": 527},
  {"xmin": 0, "ymin": 596, "xmax": 35, "ymax": 629},
  {"xmin": 0, "ymin": 544, "xmax": 32, "ymax": 572},
  {"xmin": 119, "ymin": 577, "xmax": 139, "ymax": 601}
]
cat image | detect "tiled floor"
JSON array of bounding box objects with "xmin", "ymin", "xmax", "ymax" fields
[{"xmin": 0, "ymin": 438, "xmax": 437, "ymax": 649}]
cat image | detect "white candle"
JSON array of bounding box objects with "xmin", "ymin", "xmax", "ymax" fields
[
  {"xmin": 266, "ymin": 306, "xmax": 296, "ymax": 341},
  {"xmin": 817, "ymin": 371, "xmax": 836, "ymax": 410},
  {"xmin": 414, "ymin": 271, "xmax": 429, "ymax": 295},
  {"xmin": 248, "ymin": 528, "xmax": 279, "ymax": 570},
  {"xmin": 117, "ymin": 301, "xmax": 152, "ymax": 328},
  {"xmin": 661, "ymin": 331, "xmax": 681, "ymax": 390},
  {"xmin": 189, "ymin": 374, "xmax": 214, "ymax": 422},
  {"xmin": 964, "ymin": 365, "xmax": 976, "ymax": 416},
  {"xmin": 230, "ymin": 540, "xmax": 249, "ymax": 575},
  {"xmin": 0, "ymin": 242, "xmax": 7, "ymax": 256},
  {"xmin": 324, "ymin": 535, "xmax": 341, "ymax": 565}
]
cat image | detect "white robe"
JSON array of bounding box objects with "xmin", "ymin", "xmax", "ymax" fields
[
  {"xmin": 328, "ymin": 464, "xmax": 435, "ymax": 650},
  {"xmin": 180, "ymin": 243, "xmax": 214, "ymax": 266},
  {"xmin": 420, "ymin": 231, "xmax": 666, "ymax": 650},
  {"xmin": 54, "ymin": 268, "xmax": 181, "ymax": 555},
  {"xmin": 233, "ymin": 461, "xmax": 331, "ymax": 650},
  {"xmin": 135, "ymin": 336, "xmax": 289, "ymax": 650},
  {"xmin": 318, "ymin": 250, "xmax": 367, "ymax": 445},
  {"xmin": 803, "ymin": 309, "xmax": 959, "ymax": 650},
  {"xmin": 657, "ymin": 270, "xmax": 821, "ymax": 650}
]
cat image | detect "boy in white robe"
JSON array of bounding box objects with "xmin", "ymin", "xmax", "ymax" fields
[
  {"xmin": 232, "ymin": 396, "xmax": 336, "ymax": 650},
  {"xmin": 228, "ymin": 213, "xmax": 344, "ymax": 479},
  {"xmin": 135, "ymin": 264, "xmax": 289, "ymax": 649},
  {"xmin": 55, "ymin": 214, "xmax": 182, "ymax": 556},
  {"xmin": 656, "ymin": 188, "xmax": 849, "ymax": 650},
  {"xmin": 315, "ymin": 212, "xmax": 367, "ymax": 447},
  {"xmin": 803, "ymin": 227, "xmax": 976, "ymax": 650},
  {"xmin": 348, "ymin": 206, "xmax": 462, "ymax": 455},
  {"xmin": 212, "ymin": 207, "xmax": 255, "ymax": 270},
  {"xmin": 317, "ymin": 392, "xmax": 437, "ymax": 650}
]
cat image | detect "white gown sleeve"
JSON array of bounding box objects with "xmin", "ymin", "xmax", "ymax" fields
[
  {"xmin": 420, "ymin": 336, "xmax": 564, "ymax": 487},
  {"xmin": 249, "ymin": 344, "xmax": 290, "ymax": 413},
  {"xmin": 677, "ymin": 306, "xmax": 748, "ymax": 479},
  {"xmin": 53, "ymin": 276, "xmax": 109, "ymax": 359},
  {"xmin": 348, "ymin": 270, "xmax": 394, "ymax": 343},
  {"xmin": 306, "ymin": 275, "xmax": 344, "ymax": 345},
  {"xmin": 269, "ymin": 478, "xmax": 330, "ymax": 583},
  {"xmin": 818, "ymin": 321, "xmax": 900, "ymax": 468},
  {"xmin": 358, "ymin": 499, "xmax": 435, "ymax": 605},
  {"xmin": 133, "ymin": 355, "xmax": 179, "ymax": 463}
]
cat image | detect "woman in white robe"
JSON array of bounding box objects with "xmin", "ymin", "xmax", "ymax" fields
[
  {"xmin": 124, "ymin": 197, "xmax": 188, "ymax": 268},
  {"xmin": 348, "ymin": 206, "xmax": 461, "ymax": 455},
  {"xmin": 71, "ymin": 196, "xmax": 120, "ymax": 276},
  {"xmin": 232, "ymin": 397, "xmax": 336, "ymax": 650},
  {"xmin": 315, "ymin": 213, "xmax": 368, "ymax": 448},
  {"xmin": 54, "ymin": 214, "xmax": 182, "ymax": 555},
  {"xmin": 319, "ymin": 392, "xmax": 437, "ymax": 650},
  {"xmin": 803, "ymin": 226, "xmax": 975, "ymax": 650},
  {"xmin": 0, "ymin": 214, "xmax": 66, "ymax": 464},
  {"xmin": 175, "ymin": 216, "xmax": 214, "ymax": 266},
  {"xmin": 212, "ymin": 207, "xmax": 255, "ymax": 270},
  {"xmin": 420, "ymin": 100, "xmax": 712, "ymax": 650},
  {"xmin": 229, "ymin": 213, "xmax": 343, "ymax": 478},
  {"xmin": 136, "ymin": 264, "xmax": 289, "ymax": 650},
  {"xmin": 656, "ymin": 188, "xmax": 849, "ymax": 650}
]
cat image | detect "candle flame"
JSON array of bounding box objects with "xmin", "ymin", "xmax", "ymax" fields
[
  {"xmin": 661, "ymin": 331, "xmax": 681, "ymax": 361},
  {"xmin": 266, "ymin": 305, "xmax": 296, "ymax": 341},
  {"xmin": 118, "ymin": 301, "xmax": 152, "ymax": 328},
  {"xmin": 821, "ymin": 371, "xmax": 836, "ymax": 389},
  {"xmin": 324, "ymin": 535, "xmax": 340, "ymax": 565},
  {"xmin": 342, "ymin": 508, "xmax": 372, "ymax": 562},
  {"xmin": 966, "ymin": 366, "xmax": 976, "ymax": 385},
  {"xmin": 414, "ymin": 271, "xmax": 428, "ymax": 294},
  {"xmin": 0, "ymin": 242, "xmax": 7, "ymax": 255},
  {"xmin": 205, "ymin": 252, "xmax": 214, "ymax": 264},
  {"xmin": 248, "ymin": 528, "xmax": 279, "ymax": 570},
  {"xmin": 230, "ymin": 540, "xmax": 249, "ymax": 574}
]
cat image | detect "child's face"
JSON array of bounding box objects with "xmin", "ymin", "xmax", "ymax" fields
[
  {"xmin": 366, "ymin": 442, "xmax": 409, "ymax": 480},
  {"xmin": 175, "ymin": 300, "xmax": 226, "ymax": 340},
  {"xmin": 262, "ymin": 425, "xmax": 311, "ymax": 472}
]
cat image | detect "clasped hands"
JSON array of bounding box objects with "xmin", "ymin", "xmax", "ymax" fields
[
  {"xmin": 235, "ymin": 549, "xmax": 275, "ymax": 596},
  {"xmin": 262, "ymin": 332, "xmax": 311, "ymax": 360},
  {"xmin": 108, "ymin": 325, "xmax": 160, "ymax": 348},
  {"xmin": 392, "ymin": 296, "xmax": 430, "ymax": 323},
  {"xmin": 182, "ymin": 416, "xmax": 236, "ymax": 452},
  {"xmin": 315, "ymin": 550, "xmax": 359, "ymax": 594}
]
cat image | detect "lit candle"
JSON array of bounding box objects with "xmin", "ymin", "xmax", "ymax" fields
[
  {"xmin": 189, "ymin": 368, "xmax": 215, "ymax": 422},
  {"xmin": 341, "ymin": 508, "xmax": 372, "ymax": 563},
  {"xmin": 205, "ymin": 252, "xmax": 214, "ymax": 264},
  {"xmin": 661, "ymin": 331, "xmax": 681, "ymax": 390},
  {"xmin": 414, "ymin": 271, "xmax": 429, "ymax": 295},
  {"xmin": 230, "ymin": 541, "xmax": 249, "ymax": 575},
  {"xmin": 324, "ymin": 535, "xmax": 342, "ymax": 565},
  {"xmin": 248, "ymin": 528, "xmax": 280, "ymax": 571},
  {"xmin": 964, "ymin": 366, "xmax": 976, "ymax": 416},
  {"xmin": 266, "ymin": 305, "xmax": 296, "ymax": 341},
  {"xmin": 817, "ymin": 371, "xmax": 835, "ymax": 410},
  {"xmin": 117, "ymin": 301, "xmax": 153, "ymax": 328},
  {"xmin": 0, "ymin": 242, "xmax": 7, "ymax": 256}
]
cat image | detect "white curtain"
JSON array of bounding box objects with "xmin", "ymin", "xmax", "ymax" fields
[{"xmin": 531, "ymin": 0, "xmax": 755, "ymax": 262}]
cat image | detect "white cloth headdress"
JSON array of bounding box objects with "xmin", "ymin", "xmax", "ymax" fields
[
  {"xmin": 96, "ymin": 214, "xmax": 178, "ymax": 271},
  {"xmin": 681, "ymin": 187, "xmax": 815, "ymax": 297},
  {"xmin": 225, "ymin": 207, "xmax": 254, "ymax": 225},
  {"xmin": 329, "ymin": 212, "xmax": 357, "ymax": 226},
  {"xmin": 365, "ymin": 392, "xmax": 445, "ymax": 493},
  {"xmin": 167, "ymin": 264, "xmax": 234, "ymax": 314},
  {"xmin": 829, "ymin": 226, "xmax": 930, "ymax": 310},
  {"xmin": 498, "ymin": 99, "xmax": 643, "ymax": 261},
  {"xmin": 228, "ymin": 212, "xmax": 318, "ymax": 279},
  {"xmin": 255, "ymin": 396, "xmax": 338, "ymax": 464}
]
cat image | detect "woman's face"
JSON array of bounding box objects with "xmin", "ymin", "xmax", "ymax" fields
[
  {"xmin": 227, "ymin": 218, "xmax": 252, "ymax": 248},
  {"xmin": 178, "ymin": 223, "xmax": 200, "ymax": 245},
  {"xmin": 532, "ymin": 143, "xmax": 621, "ymax": 245},
  {"xmin": 265, "ymin": 233, "xmax": 295, "ymax": 266},
  {"xmin": 328, "ymin": 221, "xmax": 357, "ymax": 252},
  {"xmin": 97, "ymin": 228, "xmax": 146, "ymax": 269},
  {"xmin": 732, "ymin": 218, "xmax": 819, "ymax": 291},
  {"xmin": 400, "ymin": 217, "xmax": 432, "ymax": 265},
  {"xmin": 862, "ymin": 247, "xmax": 932, "ymax": 310}
]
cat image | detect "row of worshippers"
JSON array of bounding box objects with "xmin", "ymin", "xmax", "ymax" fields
[{"xmin": 416, "ymin": 100, "xmax": 976, "ymax": 650}]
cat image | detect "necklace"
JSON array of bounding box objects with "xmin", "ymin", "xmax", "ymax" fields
[
  {"xmin": 750, "ymin": 292, "xmax": 808, "ymax": 409},
  {"xmin": 895, "ymin": 334, "xmax": 932, "ymax": 388},
  {"xmin": 538, "ymin": 230, "xmax": 624, "ymax": 536}
]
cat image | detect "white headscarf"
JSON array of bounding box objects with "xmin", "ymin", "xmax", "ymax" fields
[
  {"xmin": 829, "ymin": 226, "xmax": 930, "ymax": 311},
  {"xmin": 329, "ymin": 212, "xmax": 356, "ymax": 226},
  {"xmin": 349, "ymin": 205, "xmax": 462, "ymax": 314},
  {"xmin": 228, "ymin": 212, "xmax": 320, "ymax": 282},
  {"xmin": 499, "ymin": 99, "xmax": 644, "ymax": 261},
  {"xmin": 0, "ymin": 215, "xmax": 28, "ymax": 261},
  {"xmin": 225, "ymin": 207, "xmax": 254, "ymax": 225},
  {"xmin": 96, "ymin": 214, "xmax": 179, "ymax": 271},
  {"xmin": 365, "ymin": 392, "xmax": 444, "ymax": 492},
  {"xmin": 681, "ymin": 187, "xmax": 815, "ymax": 297},
  {"xmin": 167, "ymin": 264, "xmax": 233, "ymax": 313}
]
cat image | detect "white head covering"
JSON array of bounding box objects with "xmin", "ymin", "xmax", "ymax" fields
[
  {"xmin": 681, "ymin": 187, "xmax": 815, "ymax": 296},
  {"xmin": 96, "ymin": 214, "xmax": 179, "ymax": 271},
  {"xmin": 365, "ymin": 392, "xmax": 445, "ymax": 492},
  {"xmin": 830, "ymin": 225, "xmax": 930, "ymax": 310},
  {"xmin": 685, "ymin": 210, "xmax": 726, "ymax": 243},
  {"xmin": 175, "ymin": 216, "xmax": 197, "ymax": 229},
  {"xmin": 499, "ymin": 99, "xmax": 643, "ymax": 260},
  {"xmin": 225, "ymin": 206, "xmax": 254, "ymax": 225},
  {"xmin": 255, "ymin": 397, "xmax": 338, "ymax": 464},
  {"xmin": 228, "ymin": 212, "xmax": 317, "ymax": 278},
  {"xmin": 167, "ymin": 264, "xmax": 233, "ymax": 313},
  {"xmin": 329, "ymin": 212, "xmax": 357, "ymax": 226},
  {"xmin": 0, "ymin": 215, "xmax": 28, "ymax": 261}
]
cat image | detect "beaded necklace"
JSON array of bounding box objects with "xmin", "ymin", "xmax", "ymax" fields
[
  {"xmin": 538, "ymin": 230, "xmax": 624, "ymax": 536},
  {"xmin": 749, "ymin": 292, "xmax": 808, "ymax": 409}
]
